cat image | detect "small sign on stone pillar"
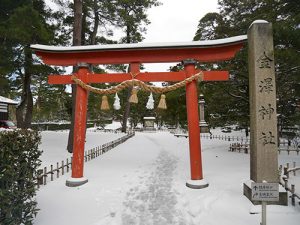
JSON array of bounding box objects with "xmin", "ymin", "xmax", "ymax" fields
[
  {"xmin": 243, "ymin": 20, "xmax": 287, "ymax": 205},
  {"xmin": 198, "ymin": 94, "xmax": 209, "ymax": 133}
]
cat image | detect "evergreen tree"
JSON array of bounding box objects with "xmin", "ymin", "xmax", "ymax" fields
[
  {"xmin": 112, "ymin": 0, "xmax": 161, "ymax": 132},
  {"xmin": 193, "ymin": 0, "xmax": 300, "ymax": 134},
  {"xmin": 0, "ymin": 0, "xmax": 58, "ymax": 128}
]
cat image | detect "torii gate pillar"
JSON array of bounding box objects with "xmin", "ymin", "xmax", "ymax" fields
[
  {"xmin": 184, "ymin": 59, "xmax": 209, "ymax": 189},
  {"xmin": 66, "ymin": 63, "xmax": 89, "ymax": 187}
]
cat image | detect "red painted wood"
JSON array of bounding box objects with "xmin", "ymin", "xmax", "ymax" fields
[
  {"xmin": 71, "ymin": 67, "xmax": 89, "ymax": 178},
  {"xmin": 185, "ymin": 63, "xmax": 203, "ymax": 180},
  {"xmin": 129, "ymin": 63, "xmax": 140, "ymax": 74},
  {"xmin": 48, "ymin": 71, "xmax": 229, "ymax": 84},
  {"xmin": 34, "ymin": 44, "xmax": 244, "ymax": 66}
]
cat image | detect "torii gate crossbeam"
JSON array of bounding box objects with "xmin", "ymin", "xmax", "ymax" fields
[{"xmin": 31, "ymin": 35, "xmax": 247, "ymax": 188}]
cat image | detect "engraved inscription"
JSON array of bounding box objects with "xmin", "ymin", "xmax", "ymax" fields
[
  {"xmin": 259, "ymin": 78, "xmax": 273, "ymax": 94},
  {"xmin": 258, "ymin": 104, "xmax": 274, "ymax": 120},
  {"xmin": 257, "ymin": 51, "xmax": 273, "ymax": 68},
  {"xmin": 260, "ymin": 131, "xmax": 276, "ymax": 146}
]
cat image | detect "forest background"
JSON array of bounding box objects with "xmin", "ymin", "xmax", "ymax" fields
[{"xmin": 0, "ymin": 0, "xmax": 299, "ymax": 138}]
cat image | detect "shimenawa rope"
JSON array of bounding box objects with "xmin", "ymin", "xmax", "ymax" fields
[{"xmin": 71, "ymin": 71, "xmax": 204, "ymax": 95}]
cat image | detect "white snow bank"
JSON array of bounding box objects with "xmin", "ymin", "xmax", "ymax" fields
[
  {"xmin": 0, "ymin": 96, "xmax": 18, "ymax": 104},
  {"xmin": 38, "ymin": 130, "xmax": 124, "ymax": 168},
  {"xmin": 34, "ymin": 132, "xmax": 300, "ymax": 225}
]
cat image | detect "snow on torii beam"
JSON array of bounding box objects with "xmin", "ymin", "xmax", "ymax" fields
[
  {"xmin": 31, "ymin": 35, "xmax": 247, "ymax": 188},
  {"xmin": 31, "ymin": 35, "xmax": 247, "ymax": 65}
]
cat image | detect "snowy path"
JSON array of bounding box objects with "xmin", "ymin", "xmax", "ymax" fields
[
  {"xmin": 34, "ymin": 132, "xmax": 300, "ymax": 225},
  {"xmin": 122, "ymin": 137, "xmax": 182, "ymax": 225}
]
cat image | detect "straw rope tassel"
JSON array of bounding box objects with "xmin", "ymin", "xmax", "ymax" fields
[
  {"xmin": 129, "ymin": 88, "xmax": 138, "ymax": 103},
  {"xmin": 101, "ymin": 95, "xmax": 110, "ymax": 110},
  {"xmin": 158, "ymin": 94, "xmax": 167, "ymax": 109}
]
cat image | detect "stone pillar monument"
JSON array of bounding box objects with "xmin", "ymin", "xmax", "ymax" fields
[
  {"xmin": 198, "ymin": 94, "xmax": 209, "ymax": 133},
  {"xmin": 243, "ymin": 20, "xmax": 287, "ymax": 205}
]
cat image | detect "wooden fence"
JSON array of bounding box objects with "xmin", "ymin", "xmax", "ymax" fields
[
  {"xmin": 36, "ymin": 131, "xmax": 135, "ymax": 187},
  {"xmin": 200, "ymin": 133, "xmax": 250, "ymax": 142},
  {"xmin": 279, "ymin": 162, "xmax": 300, "ymax": 206},
  {"xmin": 229, "ymin": 143, "xmax": 249, "ymax": 153},
  {"xmin": 278, "ymin": 147, "xmax": 300, "ymax": 155}
]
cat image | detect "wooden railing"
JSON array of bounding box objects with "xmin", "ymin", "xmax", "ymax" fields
[
  {"xmin": 278, "ymin": 147, "xmax": 300, "ymax": 155},
  {"xmin": 36, "ymin": 131, "xmax": 135, "ymax": 187},
  {"xmin": 279, "ymin": 162, "xmax": 300, "ymax": 206},
  {"xmin": 200, "ymin": 133, "xmax": 250, "ymax": 142},
  {"xmin": 229, "ymin": 143, "xmax": 249, "ymax": 153}
]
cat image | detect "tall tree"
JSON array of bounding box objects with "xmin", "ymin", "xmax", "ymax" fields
[
  {"xmin": 113, "ymin": 0, "xmax": 160, "ymax": 132},
  {"xmin": 0, "ymin": 0, "xmax": 56, "ymax": 128},
  {"xmin": 193, "ymin": 0, "xmax": 300, "ymax": 135},
  {"xmin": 67, "ymin": 0, "xmax": 83, "ymax": 153}
]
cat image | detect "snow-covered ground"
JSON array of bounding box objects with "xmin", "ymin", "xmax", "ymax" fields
[
  {"xmin": 34, "ymin": 131, "xmax": 300, "ymax": 225},
  {"xmin": 39, "ymin": 130, "xmax": 124, "ymax": 168}
]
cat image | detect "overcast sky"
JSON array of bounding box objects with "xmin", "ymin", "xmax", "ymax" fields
[
  {"xmin": 142, "ymin": 0, "xmax": 219, "ymax": 71},
  {"xmin": 46, "ymin": 0, "xmax": 219, "ymax": 72}
]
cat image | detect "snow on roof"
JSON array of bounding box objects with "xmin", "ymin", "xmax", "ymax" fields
[
  {"xmin": 104, "ymin": 121, "xmax": 122, "ymax": 130},
  {"xmin": 0, "ymin": 96, "xmax": 18, "ymax": 105},
  {"xmin": 30, "ymin": 35, "xmax": 247, "ymax": 53},
  {"xmin": 250, "ymin": 20, "xmax": 269, "ymax": 27},
  {"xmin": 143, "ymin": 117, "xmax": 156, "ymax": 120},
  {"xmin": 252, "ymin": 20, "xmax": 269, "ymax": 24}
]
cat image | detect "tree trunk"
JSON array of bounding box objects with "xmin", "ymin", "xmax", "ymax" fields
[
  {"xmin": 121, "ymin": 86, "xmax": 133, "ymax": 132},
  {"xmin": 67, "ymin": 85, "xmax": 77, "ymax": 153},
  {"xmin": 67, "ymin": 0, "xmax": 83, "ymax": 153},
  {"xmin": 73, "ymin": 0, "xmax": 83, "ymax": 46},
  {"xmin": 16, "ymin": 47, "xmax": 33, "ymax": 129},
  {"xmin": 121, "ymin": 24, "xmax": 133, "ymax": 133},
  {"xmin": 90, "ymin": 0, "xmax": 99, "ymax": 45}
]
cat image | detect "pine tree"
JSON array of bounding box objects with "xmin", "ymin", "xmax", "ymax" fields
[
  {"xmin": 194, "ymin": 0, "xmax": 300, "ymax": 134},
  {"xmin": 113, "ymin": 0, "xmax": 161, "ymax": 132},
  {"xmin": 0, "ymin": 0, "xmax": 57, "ymax": 128}
]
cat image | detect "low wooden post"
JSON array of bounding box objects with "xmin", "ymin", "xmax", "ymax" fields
[
  {"xmin": 245, "ymin": 145, "xmax": 248, "ymax": 154},
  {"xmin": 37, "ymin": 169, "xmax": 43, "ymax": 186},
  {"xmin": 291, "ymin": 184, "xmax": 295, "ymax": 206},
  {"xmin": 57, "ymin": 162, "xmax": 59, "ymax": 178},
  {"xmin": 66, "ymin": 158, "xmax": 69, "ymax": 173},
  {"xmin": 293, "ymin": 162, "xmax": 296, "ymax": 176},
  {"xmin": 284, "ymin": 178, "xmax": 288, "ymax": 190},
  {"xmin": 62, "ymin": 160, "xmax": 64, "ymax": 175},
  {"xmin": 279, "ymin": 165, "xmax": 282, "ymax": 173},
  {"xmin": 44, "ymin": 167, "xmax": 47, "ymax": 185},
  {"xmin": 284, "ymin": 166, "xmax": 289, "ymax": 179},
  {"xmin": 51, "ymin": 165, "xmax": 54, "ymax": 181}
]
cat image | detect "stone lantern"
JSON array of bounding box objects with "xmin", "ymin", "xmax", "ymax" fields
[{"xmin": 198, "ymin": 94, "xmax": 209, "ymax": 133}]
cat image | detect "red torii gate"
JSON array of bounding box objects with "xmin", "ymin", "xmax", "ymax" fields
[{"xmin": 31, "ymin": 35, "xmax": 246, "ymax": 188}]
